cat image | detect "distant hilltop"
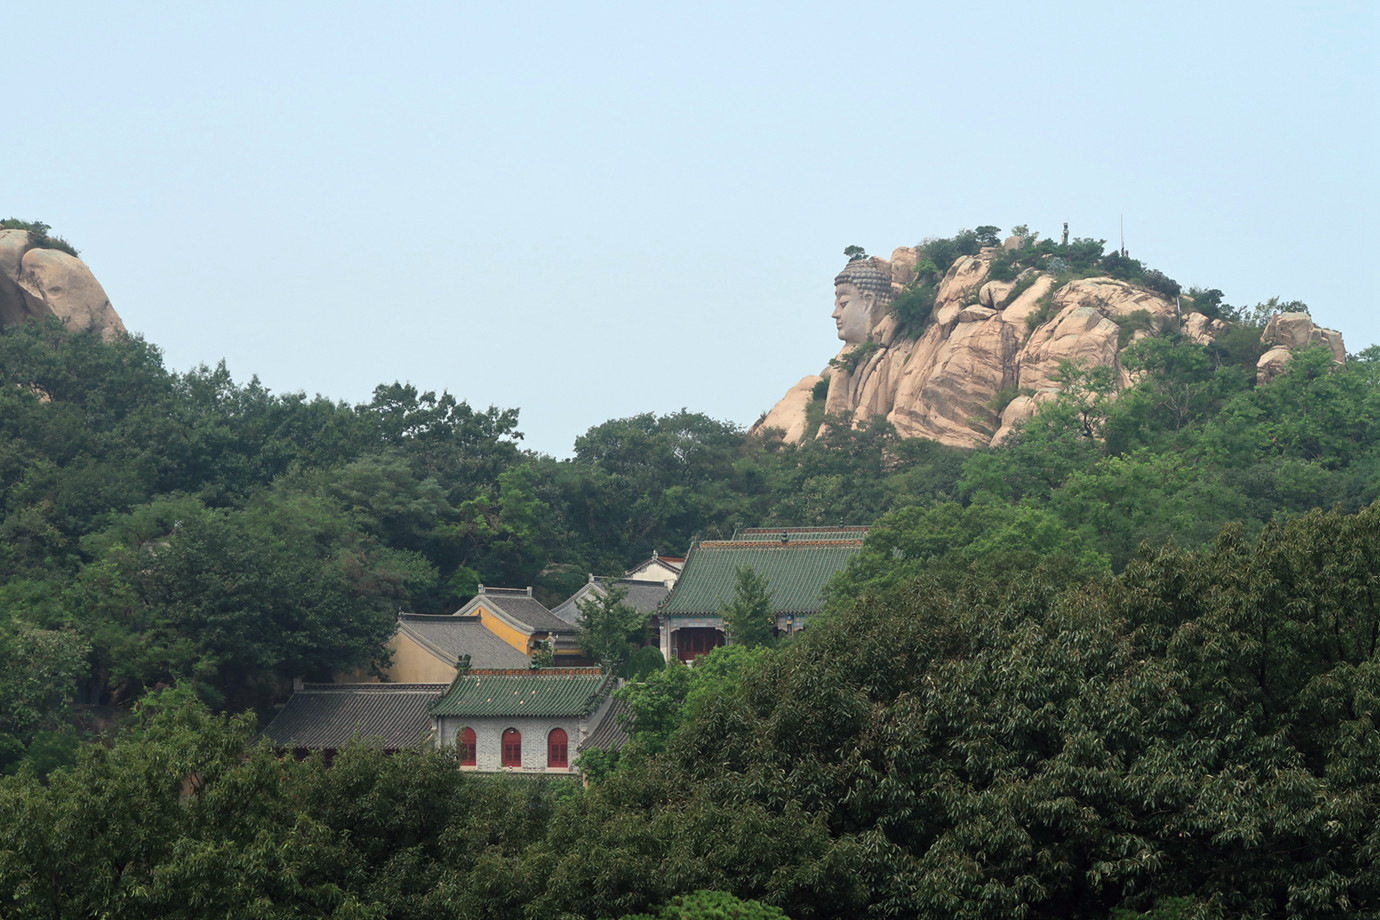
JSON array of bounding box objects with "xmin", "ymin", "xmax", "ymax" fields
[
  {"xmin": 756, "ymin": 231, "xmax": 1346, "ymax": 448},
  {"xmin": 0, "ymin": 222, "xmax": 125, "ymax": 339}
]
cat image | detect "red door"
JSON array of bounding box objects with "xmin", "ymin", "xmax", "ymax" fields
[
  {"xmin": 459, "ymin": 727, "xmax": 476, "ymax": 766},
  {"xmin": 548, "ymin": 728, "xmax": 568, "ymax": 768},
  {"xmin": 501, "ymin": 727, "xmax": 521, "ymax": 767}
]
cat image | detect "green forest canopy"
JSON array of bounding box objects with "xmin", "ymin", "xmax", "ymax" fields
[{"xmin": 0, "ymin": 506, "xmax": 1374, "ymax": 918}]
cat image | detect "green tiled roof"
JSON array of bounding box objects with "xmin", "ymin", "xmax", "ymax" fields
[
  {"xmin": 733, "ymin": 526, "xmax": 870, "ymax": 542},
  {"xmin": 430, "ymin": 670, "xmax": 614, "ymax": 718},
  {"xmin": 660, "ymin": 533, "xmax": 866, "ymax": 617}
]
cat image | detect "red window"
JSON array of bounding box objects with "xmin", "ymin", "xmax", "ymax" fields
[
  {"xmin": 459, "ymin": 727, "xmax": 476, "ymax": 766},
  {"xmin": 548, "ymin": 728, "xmax": 568, "ymax": 769},
  {"xmin": 501, "ymin": 727, "xmax": 522, "ymax": 767}
]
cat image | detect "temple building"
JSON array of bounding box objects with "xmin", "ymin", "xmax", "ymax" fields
[
  {"xmin": 656, "ymin": 527, "xmax": 868, "ymax": 662},
  {"xmin": 454, "ymin": 585, "xmax": 585, "ymax": 664},
  {"xmin": 430, "ymin": 668, "xmax": 622, "ymax": 773},
  {"xmin": 266, "ymin": 587, "xmax": 620, "ymax": 770},
  {"xmin": 263, "ymin": 531, "xmax": 863, "ymax": 768}
]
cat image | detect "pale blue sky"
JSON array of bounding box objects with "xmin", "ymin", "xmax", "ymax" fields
[{"xmin": 7, "ymin": 1, "xmax": 1377, "ymax": 456}]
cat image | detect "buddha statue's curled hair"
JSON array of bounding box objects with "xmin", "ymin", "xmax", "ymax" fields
[{"xmin": 834, "ymin": 257, "xmax": 895, "ymax": 311}]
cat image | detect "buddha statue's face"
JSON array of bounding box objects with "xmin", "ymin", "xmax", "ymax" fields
[{"xmin": 832, "ymin": 282, "xmax": 873, "ymax": 344}]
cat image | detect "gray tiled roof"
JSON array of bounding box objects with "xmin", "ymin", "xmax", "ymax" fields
[
  {"xmin": 551, "ymin": 578, "xmax": 672, "ymax": 625},
  {"xmin": 579, "ymin": 695, "xmax": 630, "ymax": 754},
  {"xmin": 495, "ymin": 595, "xmax": 574, "ymax": 633},
  {"xmin": 262, "ymin": 683, "xmax": 446, "ymax": 750},
  {"xmin": 430, "ymin": 670, "xmax": 614, "ymax": 719},
  {"xmin": 397, "ymin": 615, "xmax": 531, "ymax": 670},
  {"xmin": 462, "ymin": 587, "xmax": 574, "ymax": 634}
]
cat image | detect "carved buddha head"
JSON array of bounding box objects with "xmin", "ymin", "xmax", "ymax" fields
[{"xmin": 832, "ymin": 258, "xmax": 893, "ymax": 344}]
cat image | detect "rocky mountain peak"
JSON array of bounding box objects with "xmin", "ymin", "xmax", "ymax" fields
[
  {"xmin": 0, "ymin": 228, "xmax": 125, "ymax": 339},
  {"xmin": 756, "ymin": 243, "xmax": 1346, "ymax": 448}
]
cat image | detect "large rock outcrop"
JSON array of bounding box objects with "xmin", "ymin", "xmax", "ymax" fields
[
  {"xmin": 757, "ymin": 246, "xmax": 1346, "ymax": 449},
  {"xmin": 0, "ymin": 229, "xmax": 125, "ymax": 339},
  {"xmin": 1256, "ymin": 312, "xmax": 1346, "ymax": 384}
]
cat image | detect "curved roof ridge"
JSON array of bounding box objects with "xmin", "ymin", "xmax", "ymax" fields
[
  {"xmin": 299, "ymin": 682, "xmax": 449, "ymax": 692},
  {"xmin": 697, "ymin": 538, "xmax": 866, "ymax": 549}
]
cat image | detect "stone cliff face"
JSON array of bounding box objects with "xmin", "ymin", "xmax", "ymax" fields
[
  {"xmin": 757, "ymin": 246, "xmax": 1345, "ymax": 448},
  {"xmin": 0, "ymin": 229, "xmax": 125, "ymax": 339},
  {"xmin": 1257, "ymin": 311, "xmax": 1346, "ymax": 384}
]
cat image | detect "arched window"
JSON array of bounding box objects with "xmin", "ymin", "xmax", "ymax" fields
[
  {"xmin": 501, "ymin": 727, "xmax": 522, "ymax": 767},
  {"xmin": 458, "ymin": 727, "xmax": 476, "ymax": 766},
  {"xmin": 548, "ymin": 728, "xmax": 568, "ymax": 769}
]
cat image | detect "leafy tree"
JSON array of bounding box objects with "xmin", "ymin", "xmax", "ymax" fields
[
  {"xmin": 961, "ymin": 407, "xmax": 1099, "ymax": 504},
  {"xmin": 620, "ymin": 644, "xmax": 666, "ymax": 680},
  {"xmin": 766, "ymin": 414, "xmax": 899, "ymax": 525},
  {"xmin": 888, "ymin": 282, "xmax": 938, "ymax": 332},
  {"xmin": 1103, "ymin": 335, "xmax": 1243, "ymax": 453},
  {"xmin": 565, "ymin": 411, "xmax": 747, "ymax": 564},
  {"xmin": 618, "ymin": 890, "xmax": 793, "ymax": 919},
  {"xmin": 576, "ymin": 582, "xmax": 648, "ymax": 671},
  {"xmin": 721, "ymin": 566, "xmax": 775, "ymax": 649},
  {"xmin": 451, "ymin": 462, "xmax": 552, "ymax": 589},
  {"xmin": 0, "ymin": 620, "xmax": 88, "ymax": 768},
  {"xmin": 308, "ymin": 459, "xmax": 425, "ymax": 530},
  {"xmin": 362, "ymin": 381, "xmax": 524, "ymax": 494},
  {"xmin": 0, "ymin": 319, "xmax": 179, "ymax": 575},
  {"xmin": 843, "ymin": 245, "xmax": 866, "ymax": 261},
  {"xmin": 1009, "ymin": 223, "xmax": 1038, "ymax": 246},
  {"xmin": 973, "ymin": 226, "xmax": 1001, "ymax": 247},
  {"xmin": 64, "ymin": 493, "xmax": 407, "ymax": 707},
  {"xmin": 824, "ymin": 500, "xmax": 1108, "ymax": 611},
  {"xmin": 1051, "ymin": 359, "xmax": 1117, "ymax": 438},
  {"xmin": 608, "ymin": 645, "xmax": 775, "ymax": 765},
  {"xmin": 165, "ymin": 361, "xmax": 373, "ymax": 503},
  {"xmin": 883, "ymin": 437, "xmax": 969, "ymax": 507},
  {"xmin": 550, "ymin": 507, "xmax": 1377, "ymax": 919},
  {"xmin": 526, "ymin": 638, "xmax": 555, "ymax": 669},
  {"xmin": 1223, "ymin": 295, "xmax": 1310, "ymax": 327},
  {"xmin": 610, "ymin": 658, "xmax": 694, "ymax": 758},
  {"xmin": 913, "ymin": 230, "xmax": 983, "ymax": 278},
  {"xmin": 0, "ymin": 691, "xmax": 558, "ymax": 919}
]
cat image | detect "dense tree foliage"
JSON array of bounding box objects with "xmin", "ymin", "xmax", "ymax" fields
[
  {"xmin": 0, "ymin": 318, "xmax": 980, "ymax": 729},
  {"xmin": 536, "ymin": 506, "xmax": 1379, "ymax": 919},
  {"xmin": 576, "ymin": 582, "xmax": 650, "ymax": 673},
  {"xmin": 0, "ymin": 691, "xmax": 557, "ymax": 919},
  {"xmin": 2, "ymin": 508, "xmax": 1374, "ymax": 917},
  {"xmin": 619, "ymin": 890, "xmax": 793, "ymax": 919},
  {"xmin": 720, "ymin": 566, "xmax": 775, "ymax": 649}
]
